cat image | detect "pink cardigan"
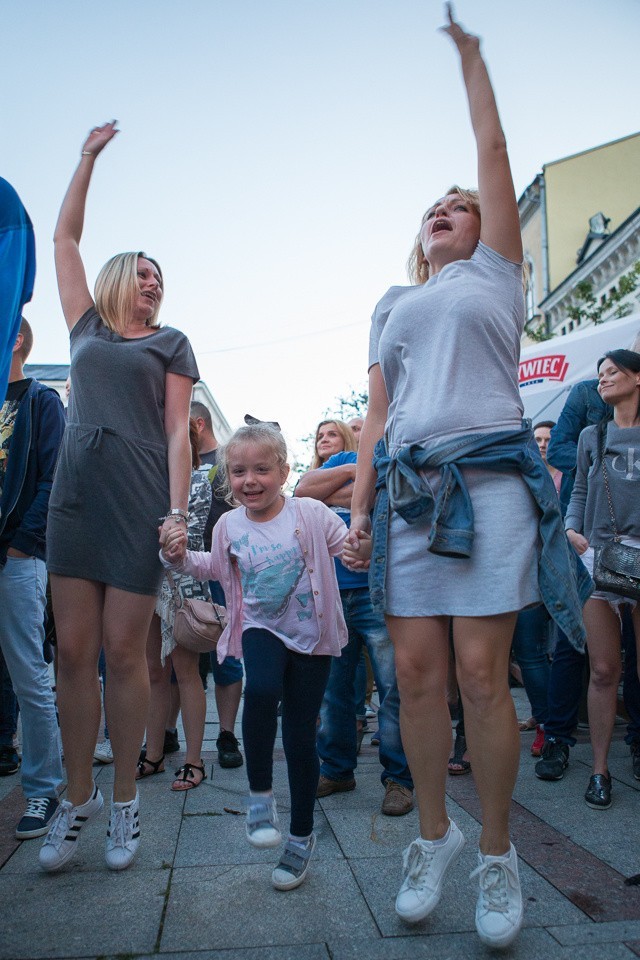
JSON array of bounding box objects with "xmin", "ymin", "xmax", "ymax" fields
[{"xmin": 173, "ymin": 497, "xmax": 349, "ymax": 663}]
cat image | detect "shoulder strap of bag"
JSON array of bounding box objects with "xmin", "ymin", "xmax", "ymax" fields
[
  {"xmin": 164, "ymin": 570, "xmax": 183, "ymax": 608},
  {"xmin": 598, "ymin": 421, "xmax": 619, "ymax": 541}
]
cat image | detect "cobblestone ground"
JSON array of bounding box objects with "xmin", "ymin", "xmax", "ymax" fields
[{"xmin": 1, "ymin": 679, "xmax": 639, "ymax": 960}]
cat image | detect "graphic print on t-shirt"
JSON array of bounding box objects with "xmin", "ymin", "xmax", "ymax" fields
[{"xmin": 230, "ymin": 530, "xmax": 313, "ymax": 623}]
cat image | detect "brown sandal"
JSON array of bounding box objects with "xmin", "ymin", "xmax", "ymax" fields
[
  {"xmin": 136, "ymin": 754, "xmax": 165, "ymax": 780},
  {"xmin": 171, "ymin": 761, "xmax": 207, "ymax": 791}
]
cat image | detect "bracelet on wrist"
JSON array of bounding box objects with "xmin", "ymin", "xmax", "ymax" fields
[
  {"xmin": 81, "ymin": 151, "xmax": 94, "ymax": 157},
  {"xmin": 159, "ymin": 514, "xmax": 187, "ymax": 525}
]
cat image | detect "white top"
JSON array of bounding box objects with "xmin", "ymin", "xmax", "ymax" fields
[
  {"xmin": 225, "ymin": 498, "xmax": 319, "ymax": 654},
  {"xmin": 369, "ymin": 242, "xmax": 525, "ymax": 452}
]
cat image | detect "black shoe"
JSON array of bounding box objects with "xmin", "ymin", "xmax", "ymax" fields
[
  {"xmin": 0, "ymin": 745, "xmax": 21, "ymax": 777},
  {"xmin": 535, "ymin": 739, "xmax": 569, "ymax": 780},
  {"xmin": 217, "ymin": 730, "xmax": 243, "ymax": 768},
  {"xmin": 631, "ymin": 742, "xmax": 640, "ymax": 782},
  {"xmin": 16, "ymin": 797, "xmax": 59, "ymax": 839},
  {"xmin": 163, "ymin": 729, "xmax": 180, "ymax": 754},
  {"xmin": 585, "ymin": 773, "xmax": 612, "ymax": 809}
]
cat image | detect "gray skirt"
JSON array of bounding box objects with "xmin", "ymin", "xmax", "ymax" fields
[{"xmin": 385, "ymin": 467, "xmax": 540, "ymax": 617}]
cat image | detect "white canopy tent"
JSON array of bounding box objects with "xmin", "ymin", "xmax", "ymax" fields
[{"xmin": 519, "ymin": 313, "xmax": 640, "ymax": 423}]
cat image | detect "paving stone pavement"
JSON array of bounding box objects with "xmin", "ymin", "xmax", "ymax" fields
[{"xmin": 1, "ymin": 684, "xmax": 639, "ymax": 960}]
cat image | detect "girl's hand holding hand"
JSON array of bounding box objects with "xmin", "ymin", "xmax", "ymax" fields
[
  {"xmin": 159, "ymin": 519, "xmax": 187, "ymax": 562},
  {"xmin": 81, "ymin": 121, "xmax": 119, "ymax": 158},
  {"xmin": 342, "ymin": 528, "xmax": 372, "ymax": 570},
  {"xmin": 566, "ymin": 529, "xmax": 589, "ymax": 556}
]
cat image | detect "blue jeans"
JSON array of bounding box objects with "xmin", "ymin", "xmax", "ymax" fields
[
  {"xmin": 0, "ymin": 645, "xmax": 18, "ymax": 746},
  {"xmin": 512, "ymin": 606, "xmax": 551, "ymax": 725},
  {"xmin": 622, "ymin": 607, "xmax": 640, "ymax": 745},
  {"xmin": 0, "ymin": 557, "xmax": 62, "ymax": 797},
  {"xmin": 209, "ymin": 580, "xmax": 243, "ymax": 686},
  {"xmin": 317, "ymin": 588, "xmax": 413, "ymax": 789},
  {"xmin": 242, "ymin": 628, "xmax": 331, "ymax": 837}
]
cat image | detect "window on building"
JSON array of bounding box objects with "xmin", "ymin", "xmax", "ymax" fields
[{"xmin": 524, "ymin": 256, "xmax": 537, "ymax": 321}]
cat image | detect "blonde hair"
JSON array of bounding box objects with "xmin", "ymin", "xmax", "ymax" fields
[
  {"xmin": 310, "ymin": 419, "xmax": 357, "ymax": 469},
  {"xmin": 218, "ymin": 424, "xmax": 289, "ymax": 505},
  {"xmin": 406, "ymin": 186, "xmax": 481, "ymax": 285},
  {"xmin": 94, "ymin": 251, "xmax": 163, "ymax": 335}
]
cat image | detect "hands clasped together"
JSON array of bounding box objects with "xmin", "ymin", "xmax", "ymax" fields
[
  {"xmin": 341, "ymin": 527, "xmax": 373, "ymax": 572},
  {"xmin": 159, "ymin": 519, "xmax": 187, "ymax": 564}
]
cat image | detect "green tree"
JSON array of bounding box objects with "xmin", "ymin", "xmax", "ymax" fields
[{"xmin": 565, "ymin": 261, "xmax": 640, "ymax": 326}]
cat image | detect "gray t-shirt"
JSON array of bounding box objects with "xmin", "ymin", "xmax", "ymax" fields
[
  {"xmin": 565, "ymin": 421, "xmax": 640, "ymax": 545},
  {"xmin": 369, "ymin": 242, "xmax": 525, "ymax": 451}
]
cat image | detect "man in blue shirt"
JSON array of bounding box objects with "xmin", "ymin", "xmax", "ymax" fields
[
  {"xmin": 0, "ymin": 178, "xmax": 35, "ymax": 403},
  {"xmin": 295, "ymin": 443, "xmax": 414, "ymax": 815}
]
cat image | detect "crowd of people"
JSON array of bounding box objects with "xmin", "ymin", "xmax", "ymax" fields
[{"xmin": 1, "ymin": 5, "xmax": 639, "ymax": 952}]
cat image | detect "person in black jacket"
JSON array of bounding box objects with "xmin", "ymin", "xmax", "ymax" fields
[{"xmin": 0, "ymin": 317, "xmax": 65, "ymax": 839}]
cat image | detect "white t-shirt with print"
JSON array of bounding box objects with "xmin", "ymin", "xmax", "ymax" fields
[{"xmin": 226, "ymin": 499, "xmax": 319, "ymax": 653}]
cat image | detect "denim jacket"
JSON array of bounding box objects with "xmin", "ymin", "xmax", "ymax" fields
[
  {"xmin": 0, "ymin": 379, "xmax": 65, "ymax": 564},
  {"xmin": 369, "ymin": 422, "xmax": 592, "ymax": 650}
]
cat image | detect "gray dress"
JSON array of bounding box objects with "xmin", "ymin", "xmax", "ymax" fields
[
  {"xmin": 369, "ymin": 242, "xmax": 540, "ymax": 617},
  {"xmin": 47, "ymin": 308, "xmax": 199, "ymax": 595}
]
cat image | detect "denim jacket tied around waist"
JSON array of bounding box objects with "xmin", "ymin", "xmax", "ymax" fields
[{"xmin": 369, "ymin": 422, "xmax": 592, "ymax": 651}]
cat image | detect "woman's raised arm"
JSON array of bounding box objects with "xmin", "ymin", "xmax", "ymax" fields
[
  {"xmin": 54, "ymin": 121, "xmax": 119, "ymax": 330},
  {"xmin": 442, "ymin": 5, "xmax": 522, "ymax": 263}
]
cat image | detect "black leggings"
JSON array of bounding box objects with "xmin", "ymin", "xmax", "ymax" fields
[{"xmin": 241, "ymin": 628, "xmax": 331, "ymax": 837}]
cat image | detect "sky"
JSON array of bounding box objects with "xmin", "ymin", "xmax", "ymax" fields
[{"xmin": 2, "ymin": 0, "xmax": 639, "ymax": 466}]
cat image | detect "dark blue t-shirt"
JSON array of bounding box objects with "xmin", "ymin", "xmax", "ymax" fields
[{"xmin": 321, "ymin": 451, "xmax": 368, "ymax": 590}]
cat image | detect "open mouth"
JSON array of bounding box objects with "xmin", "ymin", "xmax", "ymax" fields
[{"xmin": 431, "ymin": 219, "xmax": 452, "ymax": 235}]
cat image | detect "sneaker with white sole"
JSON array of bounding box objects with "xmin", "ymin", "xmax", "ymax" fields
[
  {"xmin": 38, "ymin": 784, "xmax": 104, "ymax": 872},
  {"xmin": 471, "ymin": 843, "xmax": 523, "ymax": 948},
  {"xmin": 395, "ymin": 820, "xmax": 465, "ymax": 923},
  {"xmin": 105, "ymin": 792, "xmax": 140, "ymax": 871},
  {"xmin": 245, "ymin": 796, "xmax": 281, "ymax": 848},
  {"xmin": 93, "ymin": 739, "xmax": 114, "ymax": 764},
  {"xmin": 16, "ymin": 797, "xmax": 59, "ymax": 840},
  {"xmin": 272, "ymin": 833, "xmax": 316, "ymax": 890}
]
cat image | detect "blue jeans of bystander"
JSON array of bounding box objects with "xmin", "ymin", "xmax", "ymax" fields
[
  {"xmin": 317, "ymin": 588, "xmax": 413, "ymax": 789},
  {"xmin": 0, "ymin": 557, "xmax": 62, "ymax": 797}
]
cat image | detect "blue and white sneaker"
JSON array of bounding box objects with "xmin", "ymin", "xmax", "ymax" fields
[
  {"xmin": 16, "ymin": 797, "xmax": 59, "ymax": 840},
  {"xmin": 246, "ymin": 796, "xmax": 281, "ymax": 848}
]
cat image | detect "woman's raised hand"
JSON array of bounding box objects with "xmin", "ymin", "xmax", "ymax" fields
[
  {"xmin": 440, "ymin": 3, "xmax": 480, "ymax": 55},
  {"xmin": 81, "ymin": 121, "xmax": 119, "ymax": 158}
]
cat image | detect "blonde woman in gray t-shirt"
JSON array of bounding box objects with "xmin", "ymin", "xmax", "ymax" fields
[{"xmin": 346, "ymin": 6, "xmax": 533, "ymax": 949}]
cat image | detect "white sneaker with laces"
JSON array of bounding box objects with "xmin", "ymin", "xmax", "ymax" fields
[
  {"xmin": 38, "ymin": 784, "xmax": 104, "ymax": 872},
  {"xmin": 245, "ymin": 796, "xmax": 281, "ymax": 848},
  {"xmin": 471, "ymin": 843, "xmax": 523, "ymax": 948},
  {"xmin": 93, "ymin": 739, "xmax": 114, "ymax": 764},
  {"xmin": 105, "ymin": 791, "xmax": 141, "ymax": 871},
  {"xmin": 395, "ymin": 820, "xmax": 465, "ymax": 923}
]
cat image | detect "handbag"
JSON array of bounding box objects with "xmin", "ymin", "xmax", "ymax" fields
[
  {"xmin": 164, "ymin": 572, "xmax": 227, "ymax": 653},
  {"xmin": 592, "ymin": 424, "xmax": 640, "ymax": 602}
]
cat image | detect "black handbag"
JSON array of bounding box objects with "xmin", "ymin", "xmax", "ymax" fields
[{"xmin": 592, "ymin": 424, "xmax": 640, "ymax": 602}]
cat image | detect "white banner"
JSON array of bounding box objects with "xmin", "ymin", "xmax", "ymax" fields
[{"xmin": 519, "ymin": 313, "xmax": 640, "ymax": 423}]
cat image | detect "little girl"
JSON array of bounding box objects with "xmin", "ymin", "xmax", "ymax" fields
[{"xmin": 161, "ymin": 422, "xmax": 348, "ymax": 889}]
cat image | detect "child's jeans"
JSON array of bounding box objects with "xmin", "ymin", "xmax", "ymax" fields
[{"xmin": 242, "ymin": 628, "xmax": 331, "ymax": 837}]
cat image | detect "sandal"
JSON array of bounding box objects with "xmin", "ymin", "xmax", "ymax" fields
[
  {"xmin": 171, "ymin": 761, "xmax": 207, "ymax": 792},
  {"xmin": 518, "ymin": 716, "xmax": 536, "ymax": 732},
  {"xmin": 136, "ymin": 753, "xmax": 165, "ymax": 780},
  {"xmin": 448, "ymin": 732, "xmax": 471, "ymax": 776}
]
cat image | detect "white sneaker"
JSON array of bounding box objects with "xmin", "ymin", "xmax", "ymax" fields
[
  {"xmin": 105, "ymin": 792, "xmax": 140, "ymax": 871},
  {"xmin": 395, "ymin": 820, "xmax": 465, "ymax": 923},
  {"xmin": 471, "ymin": 843, "xmax": 523, "ymax": 948},
  {"xmin": 38, "ymin": 784, "xmax": 104, "ymax": 872},
  {"xmin": 245, "ymin": 796, "xmax": 281, "ymax": 848},
  {"xmin": 93, "ymin": 739, "xmax": 114, "ymax": 764}
]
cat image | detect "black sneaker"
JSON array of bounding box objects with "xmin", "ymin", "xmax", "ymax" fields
[
  {"xmin": 631, "ymin": 742, "xmax": 640, "ymax": 782},
  {"xmin": 0, "ymin": 745, "xmax": 21, "ymax": 777},
  {"xmin": 217, "ymin": 730, "xmax": 243, "ymax": 768},
  {"xmin": 585, "ymin": 773, "xmax": 612, "ymax": 809},
  {"xmin": 163, "ymin": 729, "xmax": 180, "ymax": 754},
  {"xmin": 534, "ymin": 740, "xmax": 569, "ymax": 780},
  {"xmin": 16, "ymin": 797, "xmax": 59, "ymax": 840}
]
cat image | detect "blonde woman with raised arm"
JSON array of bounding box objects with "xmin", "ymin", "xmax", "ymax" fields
[
  {"xmin": 344, "ymin": 7, "xmax": 590, "ymax": 948},
  {"xmin": 40, "ymin": 122, "xmax": 199, "ymax": 873}
]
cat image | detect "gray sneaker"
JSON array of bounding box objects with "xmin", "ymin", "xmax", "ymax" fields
[{"xmin": 272, "ymin": 834, "xmax": 316, "ymax": 890}]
